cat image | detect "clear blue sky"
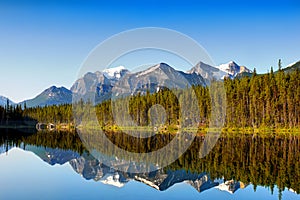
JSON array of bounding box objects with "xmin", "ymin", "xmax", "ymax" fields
[{"xmin": 0, "ymin": 0, "xmax": 299, "ymax": 102}]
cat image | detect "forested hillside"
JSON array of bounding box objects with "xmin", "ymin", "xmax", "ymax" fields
[
  {"xmin": 225, "ymin": 68, "xmax": 300, "ymax": 128},
  {"xmin": 1, "ymin": 68, "xmax": 299, "ymax": 129},
  {"xmin": 95, "ymin": 68, "xmax": 300, "ymax": 129}
]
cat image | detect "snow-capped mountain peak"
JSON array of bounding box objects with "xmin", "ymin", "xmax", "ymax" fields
[
  {"xmin": 218, "ymin": 61, "xmax": 238, "ymax": 74},
  {"xmin": 217, "ymin": 61, "xmax": 252, "ymax": 78},
  {"xmin": 103, "ymin": 66, "xmax": 129, "ymax": 79}
]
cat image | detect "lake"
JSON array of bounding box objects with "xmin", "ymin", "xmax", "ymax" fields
[{"xmin": 0, "ymin": 128, "xmax": 299, "ymax": 200}]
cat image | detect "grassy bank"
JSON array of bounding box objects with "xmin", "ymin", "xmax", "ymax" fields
[{"xmin": 77, "ymin": 123, "xmax": 300, "ymax": 135}]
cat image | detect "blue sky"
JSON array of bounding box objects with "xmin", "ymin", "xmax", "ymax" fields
[{"xmin": 0, "ymin": 0, "xmax": 299, "ymax": 102}]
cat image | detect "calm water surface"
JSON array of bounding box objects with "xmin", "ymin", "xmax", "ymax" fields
[{"xmin": 0, "ymin": 129, "xmax": 299, "ymax": 200}]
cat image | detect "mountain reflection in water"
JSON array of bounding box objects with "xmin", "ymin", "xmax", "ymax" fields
[{"xmin": 0, "ymin": 129, "xmax": 299, "ymax": 197}]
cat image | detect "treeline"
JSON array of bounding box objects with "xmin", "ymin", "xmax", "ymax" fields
[
  {"xmin": 95, "ymin": 90, "xmax": 183, "ymax": 127},
  {"xmin": 0, "ymin": 103, "xmax": 28, "ymax": 125},
  {"xmin": 0, "ymin": 129, "xmax": 85, "ymax": 157},
  {"xmin": 94, "ymin": 83, "xmax": 224, "ymax": 128},
  {"xmin": 1, "ymin": 67, "xmax": 300, "ymax": 129},
  {"xmin": 95, "ymin": 68, "xmax": 300, "ymax": 129},
  {"xmin": 225, "ymin": 68, "xmax": 300, "ymax": 128},
  {"xmin": 24, "ymin": 104, "xmax": 73, "ymax": 123},
  {"xmin": 0, "ymin": 103, "xmax": 73, "ymax": 126}
]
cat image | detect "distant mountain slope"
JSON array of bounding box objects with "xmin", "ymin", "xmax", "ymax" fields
[
  {"xmin": 187, "ymin": 61, "xmax": 253, "ymax": 80},
  {"xmin": 235, "ymin": 71, "xmax": 254, "ymax": 79},
  {"xmin": 0, "ymin": 145, "xmax": 8, "ymax": 155},
  {"xmin": 71, "ymin": 66, "xmax": 130, "ymax": 102},
  {"xmin": 25, "ymin": 145, "xmax": 80, "ymax": 166},
  {"xmin": 71, "ymin": 71, "xmax": 116, "ymax": 103},
  {"xmin": 135, "ymin": 169, "xmax": 219, "ymax": 192},
  {"xmin": 0, "ymin": 96, "xmax": 14, "ymax": 107},
  {"xmin": 187, "ymin": 61, "xmax": 227, "ymax": 81},
  {"xmin": 20, "ymin": 86, "xmax": 72, "ymax": 108},
  {"xmin": 114, "ymin": 62, "xmax": 206, "ymax": 94},
  {"xmin": 282, "ymin": 60, "xmax": 300, "ymax": 73},
  {"xmin": 71, "ymin": 63, "xmax": 206, "ymax": 104}
]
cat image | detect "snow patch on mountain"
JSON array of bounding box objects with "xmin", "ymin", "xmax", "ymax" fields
[
  {"xmin": 215, "ymin": 181, "xmax": 234, "ymax": 194},
  {"xmin": 216, "ymin": 61, "xmax": 252, "ymax": 78},
  {"xmin": 103, "ymin": 66, "xmax": 128, "ymax": 79},
  {"xmin": 100, "ymin": 173, "xmax": 125, "ymax": 188},
  {"xmin": 134, "ymin": 176, "xmax": 160, "ymax": 190},
  {"xmin": 135, "ymin": 63, "xmax": 163, "ymax": 77},
  {"xmin": 214, "ymin": 179, "xmax": 247, "ymax": 194},
  {"xmin": 286, "ymin": 61, "xmax": 299, "ymax": 68}
]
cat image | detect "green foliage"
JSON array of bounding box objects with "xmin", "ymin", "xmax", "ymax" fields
[
  {"xmin": 1, "ymin": 128, "xmax": 299, "ymax": 194},
  {"xmin": 1, "ymin": 67, "xmax": 299, "ymax": 129},
  {"xmin": 95, "ymin": 69, "xmax": 300, "ymax": 129},
  {"xmin": 22, "ymin": 104, "xmax": 73, "ymax": 124},
  {"xmin": 169, "ymin": 134, "xmax": 300, "ymax": 194},
  {"xmin": 281, "ymin": 61, "xmax": 300, "ymax": 73},
  {"xmin": 224, "ymin": 68, "xmax": 300, "ymax": 128}
]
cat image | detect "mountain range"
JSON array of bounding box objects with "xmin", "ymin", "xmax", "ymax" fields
[
  {"xmin": 1, "ymin": 60, "xmax": 299, "ymax": 108},
  {"xmin": 61, "ymin": 61, "xmax": 247, "ymax": 106}
]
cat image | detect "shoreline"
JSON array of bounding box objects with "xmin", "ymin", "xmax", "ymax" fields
[
  {"xmin": 77, "ymin": 124, "xmax": 300, "ymax": 135},
  {"xmin": 1, "ymin": 123, "xmax": 299, "ymax": 135}
]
